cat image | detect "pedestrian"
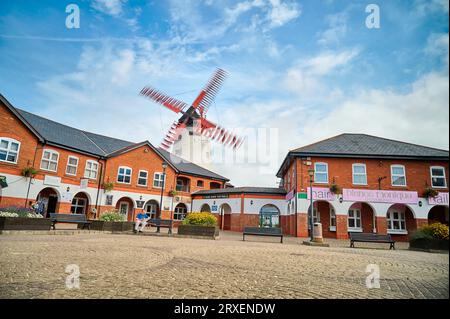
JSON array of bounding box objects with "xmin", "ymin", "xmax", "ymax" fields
[{"xmin": 134, "ymin": 211, "xmax": 149, "ymax": 233}]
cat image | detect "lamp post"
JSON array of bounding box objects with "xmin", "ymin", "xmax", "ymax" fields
[
  {"xmin": 308, "ymin": 168, "xmax": 315, "ymax": 242},
  {"xmin": 157, "ymin": 162, "xmax": 168, "ymax": 233}
]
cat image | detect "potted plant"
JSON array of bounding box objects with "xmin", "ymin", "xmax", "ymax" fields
[
  {"xmin": 177, "ymin": 212, "xmax": 219, "ymax": 239},
  {"xmin": 329, "ymin": 183, "xmax": 341, "ymax": 194},
  {"xmin": 169, "ymin": 190, "xmax": 178, "ymax": 197},
  {"xmin": 423, "ymin": 187, "xmax": 439, "ymax": 199},
  {"xmin": 0, "ymin": 206, "xmax": 51, "ymax": 231},
  {"xmin": 409, "ymin": 223, "xmax": 449, "ymax": 251},
  {"xmin": 102, "ymin": 182, "xmax": 114, "ymax": 193},
  {"xmin": 21, "ymin": 167, "xmax": 39, "ymax": 178},
  {"xmin": 90, "ymin": 210, "xmax": 133, "ymax": 232}
]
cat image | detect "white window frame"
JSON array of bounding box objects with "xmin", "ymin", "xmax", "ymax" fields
[
  {"xmin": 197, "ymin": 180, "xmax": 204, "ymax": 188},
  {"xmin": 117, "ymin": 166, "xmax": 132, "ymax": 184},
  {"xmin": 430, "ymin": 166, "xmax": 447, "ymax": 189},
  {"xmin": 387, "ymin": 210, "xmax": 407, "ymax": 234},
  {"xmin": 352, "ymin": 163, "xmax": 367, "ymax": 185},
  {"xmin": 137, "ymin": 170, "xmax": 148, "ymax": 187},
  {"xmin": 145, "ymin": 202, "xmax": 158, "ymax": 219},
  {"xmin": 348, "ymin": 209, "xmax": 362, "ymax": 232},
  {"xmin": 391, "ymin": 165, "xmax": 407, "ymax": 187},
  {"xmin": 66, "ymin": 156, "xmax": 79, "ymax": 176},
  {"xmin": 0, "ymin": 137, "xmax": 21, "ymax": 164},
  {"xmin": 153, "ymin": 172, "xmax": 165, "ymax": 188},
  {"xmin": 174, "ymin": 205, "xmax": 187, "ymax": 221},
  {"xmin": 83, "ymin": 160, "xmax": 99, "ymax": 180},
  {"xmin": 314, "ymin": 162, "xmax": 329, "ymax": 184},
  {"xmin": 329, "ymin": 207, "xmax": 336, "ymax": 231},
  {"xmin": 40, "ymin": 149, "xmax": 59, "ymax": 172}
]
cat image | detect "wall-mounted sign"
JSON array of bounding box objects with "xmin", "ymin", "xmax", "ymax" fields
[
  {"xmin": 342, "ymin": 189, "xmax": 418, "ymax": 204},
  {"xmin": 298, "ymin": 192, "xmax": 307, "ymax": 199},
  {"xmin": 285, "ymin": 190, "xmax": 294, "ymax": 201},
  {"xmin": 61, "ymin": 192, "xmax": 73, "ymax": 203},
  {"xmin": 307, "ymin": 187, "xmax": 335, "ymax": 201},
  {"xmin": 80, "ymin": 179, "xmax": 89, "ymax": 189},
  {"xmin": 211, "ymin": 205, "xmax": 218, "ymax": 212},
  {"xmin": 136, "ymin": 200, "xmax": 145, "ymax": 209},
  {"xmin": 105, "ymin": 195, "xmax": 113, "ymax": 206},
  {"xmin": 428, "ymin": 192, "xmax": 449, "ymax": 205},
  {"xmin": 44, "ymin": 175, "xmax": 61, "ymax": 187},
  {"xmin": 203, "ymin": 194, "xmax": 229, "ymax": 199},
  {"xmin": 0, "ymin": 176, "xmax": 8, "ymax": 188}
]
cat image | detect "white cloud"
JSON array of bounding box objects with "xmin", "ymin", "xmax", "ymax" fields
[
  {"xmin": 91, "ymin": 0, "xmax": 126, "ymax": 17},
  {"xmin": 425, "ymin": 33, "xmax": 449, "ymax": 67},
  {"xmin": 317, "ymin": 12, "xmax": 348, "ymax": 46},
  {"xmin": 267, "ymin": 0, "xmax": 301, "ymax": 28},
  {"xmin": 283, "ymin": 48, "xmax": 360, "ymax": 94},
  {"xmin": 414, "ymin": 0, "xmax": 449, "ymax": 16}
]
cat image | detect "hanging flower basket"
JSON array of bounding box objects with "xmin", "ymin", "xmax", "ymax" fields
[{"xmin": 21, "ymin": 167, "xmax": 39, "ymax": 178}]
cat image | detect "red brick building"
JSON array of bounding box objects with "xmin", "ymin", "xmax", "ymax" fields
[
  {"xmin": 277, "ymin": 134, "xmax": 449, "ymax": 241},
  {"xmin": 0, "ymin": 94, "xmax": 228, "ymax": 224}
]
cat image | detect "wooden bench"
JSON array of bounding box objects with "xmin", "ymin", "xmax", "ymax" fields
[
  {"xmin": 243, "ymin": 226, "xmax": 283, "ymax": 243},
  {"xmin": 148, "ymin": 218, "xmax": 173, "ymax": 234},
  {"xmin": 49, "ymin": 213, "xmax": 91, "ymax": 230},
  {"xmin": 349, "ymin": 232, "xmax": 395, "ymax": 250}
]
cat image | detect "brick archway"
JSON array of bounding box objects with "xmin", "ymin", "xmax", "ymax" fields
[{"xmin": 428, "ymin": 205, "xmax": 449, "ymax": 225}]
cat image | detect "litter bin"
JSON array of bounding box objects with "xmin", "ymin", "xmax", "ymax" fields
[{"xmin": 313, "ymin": 222, "xmax": 323, "ymax": 243}]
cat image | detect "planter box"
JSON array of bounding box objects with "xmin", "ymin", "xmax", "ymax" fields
[
  {"xmin": 177, "ymin": 225, "xmax": 219, "ymax": 238},
  {"xmin": 80, "ymin": 220, "xmax": 133, "ymax": 232},
  {"xmin": 0, "ymin": 217, "xmax": 51, "ymax": 231},
  {"xmin": 409, "ymin": 238, "xmax": 449, "ymax": 251}
]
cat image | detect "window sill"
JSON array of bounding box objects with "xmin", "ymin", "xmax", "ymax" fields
[
  {"xmin": 0, "ymin": 161, "xmax": 19, "ymax": 166},
  {"xmin": 387, "ymin": 230, "xmax": 408, "ymax": 235},
  {"xmin": 348, "ymin": 228, "xmax": 363, "ymax": 233}
]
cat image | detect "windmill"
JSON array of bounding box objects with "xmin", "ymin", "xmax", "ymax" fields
[{"xmin": 139, "ymin": 68, "xmax": 244, "ymax": 165}]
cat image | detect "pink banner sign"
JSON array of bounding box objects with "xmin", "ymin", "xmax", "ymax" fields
[
  {"xmin": 307, "ymin": 187, "xmax": 336, "ymax": 201},
  {"xmin": 285, "ymin": 190, "xmax": 294, "ymax": 201},
  {"xmin": 342, "ymin": 189, "xmax": 418, "ymax": 204},
  {"xmin": 428, "ymin": 192, "xmax": 449, "ymax": 205}
]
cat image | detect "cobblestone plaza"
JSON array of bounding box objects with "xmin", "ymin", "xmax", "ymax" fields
[{"xmin": 0, "ymin": 231, "xmax": 448, "ymax": 299}]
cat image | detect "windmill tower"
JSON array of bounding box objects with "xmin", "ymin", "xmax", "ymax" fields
[{"xmin": 140, "ymin": 69, "xmax": 244, "ymax": 168}]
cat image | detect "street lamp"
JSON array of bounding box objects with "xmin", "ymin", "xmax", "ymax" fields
[
  {"xmin": 308, "ymin": 168, "xmax": 315, "ymax": 242},
  {"xmin": 157, "ymin": 162, "xmax": 168, "ymax": 233}
]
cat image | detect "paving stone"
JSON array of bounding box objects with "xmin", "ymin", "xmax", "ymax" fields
[{"xmin": 0, "ymin": 231, "xmax": 447, "ymax": 299}]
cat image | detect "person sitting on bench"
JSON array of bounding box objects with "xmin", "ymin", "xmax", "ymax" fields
[{"xmin": 134, "ymin": 212, "xmax": 149, "ymax": 233}]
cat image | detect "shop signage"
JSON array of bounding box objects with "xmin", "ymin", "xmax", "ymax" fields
[
  {"xmin": 203, "ymin": 194, "xmax": 229, "ymax": 199},
  {"xmin": 211, "ymin": 205, "xmax": 218, "ymax": 212},
  {"xmin": 307, "ymin": 187, "xmax": 336, "ymax": 201},
  {"xmin": 285, "ymin": 190, "xmax": 294, "ymax": 201},
  {"xmin": 136, "ymin": 200, "xmax": 145, "ymax": 209},
  {"xmin": 342, "ymin": 189, "xmax": 418, "ymax": 204},
  {"xmin": 428, "ymin": 192, "xmax": 449, "ymax": 205},
  {"xmin": 105, "ymin": 195, "xmax": 113, "ymax": 205},
  {"xmin": 0, "ymin": 176, "xmax": 7, "ymax": 188}
]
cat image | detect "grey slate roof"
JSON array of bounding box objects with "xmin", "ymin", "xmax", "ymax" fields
[
  {"xmin": 9, "ymin": 106, "xmax": 228, "ymax": 181},
  {"xmin": 17, "ymin": 109, "xmax": 132, "ymax": 156},
  {"xmin": 193, "ymin": 187, "xmax": 286, "ymax": 196},
  {"xmin": 157, "ymin": 148, "xmax": 229, "ymax": 181},
  {"xmin": 292, "ymin": 134, "xmax": 449, "ymax": 159}
]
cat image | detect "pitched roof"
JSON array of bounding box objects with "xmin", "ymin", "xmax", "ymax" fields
[
  {"xmin": 193, "ymin": 187, "xmax": 286, "ymax": 196},
  {"xmin": 276, "ymin": 133, "xmax": 449, "ymax": 177},
  {"xmin": 1, "ymin": 94, "xmax": 228, "ymax": 181},
  {"xmin": 291, "ymin": 133, "xmax": 449, "ymax": 158}
]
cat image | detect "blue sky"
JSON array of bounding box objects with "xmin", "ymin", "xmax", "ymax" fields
[{"xmin": 0, "ymin": 0, "xmax": 448, "ymax": 186}]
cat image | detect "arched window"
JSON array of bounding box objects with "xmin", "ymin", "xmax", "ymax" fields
[
  {"xmin": 0, "ymin": 137, "xmax": 20, "ymax": 164},
  {"xmin": 174, "ymin": 203, "xmax": 188, "ymax": 220},
  {"xmin": 200, "ymin": 204, "xmax": 211, "ymax": 213}
]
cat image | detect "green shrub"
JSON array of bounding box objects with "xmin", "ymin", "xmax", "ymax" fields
[
  {"xmin": 182, "ymin": 212, "xmax": 217, "ymax": 227},
  {"xmin": 411, "ymin": 222, "xmax": 449, "ymax": 241},
  {"xmin": 99, "ymin": 210, "xmax": 125, "ymax": 222}
]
